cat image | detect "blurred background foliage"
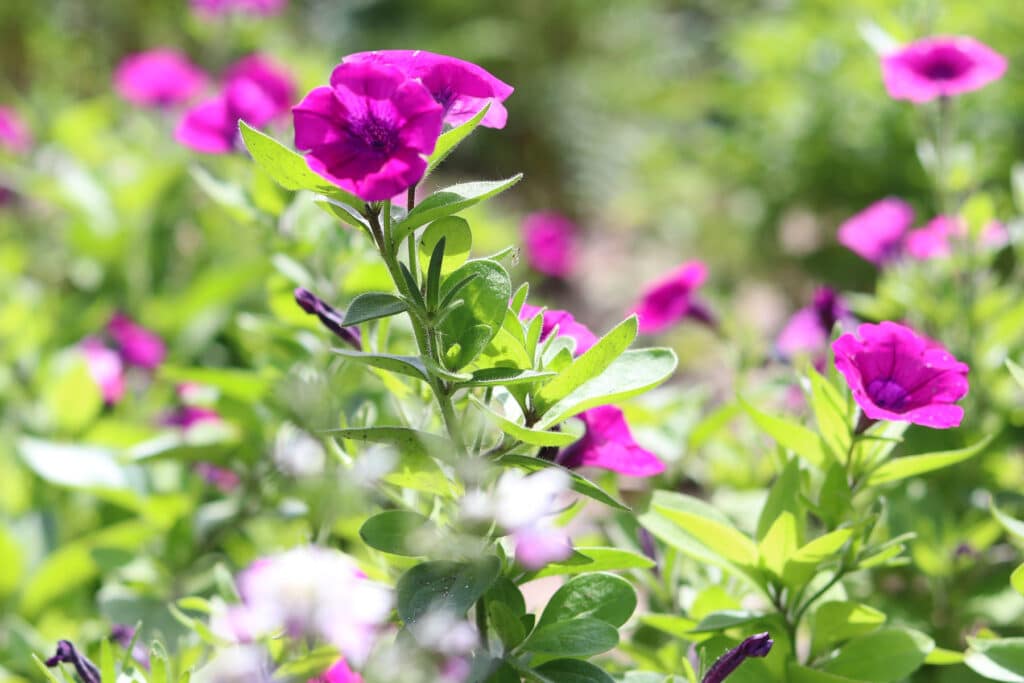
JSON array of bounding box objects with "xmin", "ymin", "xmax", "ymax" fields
[{"xmin": 3, "ymin": 1, "xmax": 1024, "ymax": 681}]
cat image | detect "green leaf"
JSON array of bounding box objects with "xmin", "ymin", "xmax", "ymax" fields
[
  {"xmin": 0, "ymin": 526, "xmax": 25, "ymax": 598},
  {"xmin": 640, "ymin": 613, "xmax": 699, "ymax": 640},
  {"xmin": 238, "ymin": 121, "xmax": 366, "ymax": 210},
  {"xmin": 965, "ymin": 637, "xmax": 1024, "ymax": 682},
  {"xmin": 384, "ymin": 451, "xmax": 461, "ymax": 497},
  {"xmin": 438, "ymin": 260, "xmax": 512, "ymax": 369},
  {"xmin": 811, "ymin": 601, "xmax": 886, "ymax": 654},
  {"xmin": 1013, "ymin": 564, "xmax": 1024, "ymax": 597},
  {"xmin": 527, "ymin": 547, "xmax": 656, "ymax": 579},
  {"xmin": 808, "ymin": 367, "xmax": 851, "ymax": 459},
  {"xmin": 497, "ymin": 454, "xmax": 628, "ymax": 511},
  {"xmin": 651, "ymin": 497, "xmax": 758, "ymax": 567},
  {"xmin": 333, "ymin": 348, "xmax": 428, "ymax": 381},
  {"xmin": 536, "ymin": 347, "xmax": 678, "ymax": 429},
  {"xmin": 393, "ymin": 175, "xmax": 523, "ymax": 244},
  {"xmin": 691, "ymin": 610, "xmax": 764, "ymax": 633},
  {"xmin": 741, "ymin": 398, "xmax": 829, "ymax": 468},
  {"xmin": 537, "ymin": 573, "xmax": 637, "ymax": 629},
  {"xmin": 473, "ymin": 397, "xmax": 583, "ymax": 447},
  {"xmin": 756, "ymin": 457, "xmax": 803, "ymax": 542},
  {"xmin": 419, "ymin": 217, "xmax": 472, "ymax": 277},
  {"xmin": 488, "ymin": 600, "xmax": 527, "ymax": 649},
  {"xmin": 1008, "ymin": 359, "xmax": 1024, "ymax": 390},
  {"xmin": 425, "ymin": 236, "xmax": 447, "ymax": 311},
  {"xmin": 992, "ymin": 502, "xmax": 1024, "ymax": 542},
  {"xmin": 783, "ymin": 529, "xmax": 853, "ymax": 586},
  {"xmin": 925, "ymin": 648, "xmax": 964, "ymax": 665},
  {"xmin": 426, "ymin": 103, "xmax": 490, "ymax": 175},
  {"xmin": 44, "ymin": 354, "xmax": 103, "ymax": 434},
  {"xmin": 18, "ymin": 437, "xmax": 129, "ymax": 490},
  {"xmin": 535, "ymin": 316, "xmax": 637, "ymax": 413},
  {"xmin": 341, "ymin": 292, "xmax": 409, "ymax": 326},
  {"xmin": 865, "ymin": 435, "xmax": 992, "ymax": 486},
  {"xmin": 759, "ymin": 511, "xmax": 799, "ymax": 578},
  {"xmin": 360, "ymin": 510, "xmax": 434, "ymax": 557},
  {"xmin": 327, "ymin": 426, "xmax": 453, "ymax": 460},
  {"xmin": 396, "ymin": 557, "xmax": 501, "ymax": 624},
  {"xmin": 521, "ymin": 617, "xmax": 619, "ymax": 657},
  {"xmin": 456, "ymin": 368, "xmax": 556, "ymax": 388},
  {"xmin": 788, "ymin": 664, "xmax": 864, "ymax": 683},
  {"xmin": 189, "ymin": 165, "xmax": 257, "ymax": 222},
  {"xmin": 157, "ymin": 365, "xmax": 271, "ymax": 400},
  {"xmin": 823, "ymin": 627, "xmax": 933, "ymax": 682},
  {"xmin": 315, "ymin": 194, "xmax": 371, "ymax": 232},
  {"xmin": 533, "ymin": 658, "xmax": 615, "ymax": 683}
]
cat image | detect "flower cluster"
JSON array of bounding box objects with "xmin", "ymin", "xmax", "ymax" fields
[
  {"xmin": 114, "ymin": 49, "xmax": 207, "ymax": 107},
  {"xmin": 293, "ymin": 51, "xmax": 512, "ymax": 201}
]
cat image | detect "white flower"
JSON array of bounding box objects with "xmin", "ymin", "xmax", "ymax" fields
[
  {"xmin": 273, "ymin": 422, "xmax": 326, "ymax": 477},
  {"xmin": 192, "ymin": 645, "xmax": 271, "ymax": 683},
  {"xmin": 493, "ymin": 469, "xmax": 570, "ymax": 531}
]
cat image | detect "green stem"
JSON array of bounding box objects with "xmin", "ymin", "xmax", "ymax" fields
[
  {"xmin": 475, "ymin": 595, "xmax": 490, "ymax": 651},
  {"xmin": 365, "ymin": 203, "xmax": 466, "ymax": 453}
]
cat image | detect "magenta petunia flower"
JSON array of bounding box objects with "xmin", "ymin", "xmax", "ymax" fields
[
  {"xmin": 776, "ymin": 287, "xmax": 854, "ymax": 358},
  {"xmin": 293, "ymin": 62, "xmax": 444, "ymax": 202},
  {"xmin": 107, "ymin": 313, "xmax": 166, "ymax": 369},
  {"xmin": 522, "ymin": 211, "xmax": 577, "ymax": 277},
  {"xmin": 344, "ymin": 50, "xmax": 513, "ymax": 129},
  {"xmin": 556, "ymin": 405, "xmax": 665, "ymax": 477},
  {"xmin": 0, "ymin": 107, "xmax": 31, "ymax": 154},
  {"xmin": 176, "ymin": 54, "xmax": 294, "ymax": 154},
  {"xmin": 905, "ymin": 215, "xmax": 1008, "ymax": 260},
  {"xmin": 193, "ymin": 462, "xmax": 241, "ymax": 493},
  {"xmin": 191, "ymin": 0, "xmax": 287, "ymax": 16},
  {"xmin": 114, "ymin": 49, "xmax": 207, "ymax": 108},
  {"xmin": 80, "ymin": 338, "xmax": 125, "ymax": 405},
  {"xmin": 309, "ymin": 659, "xmax": 362, "ymax": 683},
  {"xmin": 832, "ymin": 321, "xmax": 969, "ymax": 429},
  {"xmin": 164, "ymin": 406, "xmax": 221, "ymax": 430},
  {"xmin": 837, "ymin": 197, "xmax": 915, "ymax": 265},
  {"xmin": 632, "ymin": 261, "xmax": 711, "ymax": 334},
  {"xmin": 518, "ymin": 303, "xmax": 597, "ymax": 355},
  {"xmin": 881, "ymin": 36, "xmax": 1007, "ymax": 103}
]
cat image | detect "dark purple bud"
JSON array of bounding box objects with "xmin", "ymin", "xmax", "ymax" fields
[
  {"xmin": 685, "ymin": 300, "xmax": 718, "ymax": 329},
  {"xmin": 111, "ymin": 624, "xmax": 151, "ymax": 671},
  {"xmin": 854, "ymin": 411, "xmax": 877, "ymax": 435},
  {"xmin": 954, "ymin": 542, "xmax": 976, "ymax": 558},
  {"xmin": 812, "ymin": 287, "xmax": 845, "ymax": 335},
  {"xmin": 702, "ymin": 632, "xmax": 773, "ymax": 683},
  {"xmin": 637, "ymin": 528, "xmax": 660, "ymax": 576},
  {"xmin": 45, "ymin": 640, "xmax": 101, "ymax": 683},
  {"xmin": 293, "ymin": 288, "xmax": 361, "ymax": 350}
]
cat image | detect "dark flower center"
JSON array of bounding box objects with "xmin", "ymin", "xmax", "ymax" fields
[
  {"xmin": 812, "ymin": 289, "xmax": 840, "ymax": 332},
  {"xmin": 866, "ymin": 378, "xmax": 909, "ymax": 410},
  {"xmin": 917, "ymin": 48, "xmax": 972, "ymax": 81},
  {"xmin": 433, "ymin": 86, "xmax": 455, "ymax": 111},
  {"xmin": 358, "ymin": 116, "xmax": 398, "ymax": 154}
]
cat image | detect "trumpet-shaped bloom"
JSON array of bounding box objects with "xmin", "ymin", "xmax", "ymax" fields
[
  {"xmin": 80, "ymin": 338, "xmax": 125, "ymax": 405},
  {"xmin": 832, "ymin": 321, "xmax": 969, "ymax": 429},
  {"xmin": 837, "ymin": 197, "xmax": 915, "ymax": 265},
  {"xmin": 344, "ymin": 50, "xmax": 513, "ymax": 129},
  {"xmin": 557, "ymin": 405, "xmax": 665, "ymax": 477},
  {"xmin": 294, "ymin": 288, "xmax": 361, "ymax": 349},
  {"xmin": 632, "ymin": 261, "xmax": 711, "ymax": 334},
  {"xmin": 107, "ymin": 313, "xmax": 166, "ymax": 369},
  {"xmin": 114, "ymin": 49, "xmax": 207, "ymax": 107},
  {"xmin": 904, "ymin": 215, "xmax": 1008, "ymax": 260},
  {"xmin": 882, "ymin": 36, "xmax": 1007, "ymax": 103},
  {"xmin": 293, "ymin": 62, "xmax": 444, "ymax": 201},
  {"xmin": 176, "ymin": 54, "xmax": 295, "ymax": 153},
  {"xmin": 522, "ymin": 212, "xmax": 576, "ymax": 277},
  {"xmin": 518, "ymin": 303, "xmax": 597, "ymax": 355},
  {"xmin": 776, "ymin": 287, "xmax": 853, "ymax": 358},
  {"xmin": 215, "ymin": 547, "xmax": 392, "ymax": 665},
  {"xmin": 0, "ymin": 107, "xmax": 31, "ymax": 153}
]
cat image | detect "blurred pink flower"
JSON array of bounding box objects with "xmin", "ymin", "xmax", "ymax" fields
[
  {"xmin": 632, "ymin": 261, "xmax": 711, "ymax": 334},
  {"xmin": 194, "ymin": 462, "xmax": 240, "ymax": 492},
  {"xmin": 518, "ymin": 303, "xmax": 597, "ymax": 355},
  {"xmin": 522, "ymin": 212, "xmax": 576, "ymax": 277},
  {"xmin": 191, "ymin": 0, "xmax": 287, "ymax": 16},
  {"xmin": 905, "ymin": 215, "xmax": 1008, "ymax": 260},
  {"xmin": 837, "ymin": 197, "xmax": 914, "ymax": 265},
  {"xmin": 310, "ymin": 659, "xmax": 362, "ymax": 683},
  {"xmin": 107, "ymin": 313, "xmax": 166, "ymax": 369},
  {"xmin": 557, "ymin": 405, "xmax": 664, "ymax": 477},
  {"xmin": 80, "ymin": 338, "xmax": 125, "ymax": 405},
  {"xmin": 165, "ymin": 406, "xmax": 221, "ymax": 429},
  {"xmin": 513, "ymin": 524, "xmax": 573, "ymax": 570},
  {"xmin": 114, "ymin": 49, "xmax": 207, "ymax": 107},
  {"xmin": 832, "ymin": 321, "xmax": 969, "ymax": 429},
  {"xmin": 293, "ymin": 62, "xmax": 444, "ymax": 201},
  {"xmin": 0, "ymin": 107, "xmax": 31, "ymax": 153},
  {"xmin": 776, "ymin": 287, "xmax": 854, "ymax": 358},
  {"xmin": 176, "ymin": 54, "xmax": 295, "ymax": 154},
  {"xmin": 344, "ymin": 50, "xmax": 513, "ymax": 129},
  {"xmin": 882, "ymin": 36, "xmax": 1007, "ymax": 103}
]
